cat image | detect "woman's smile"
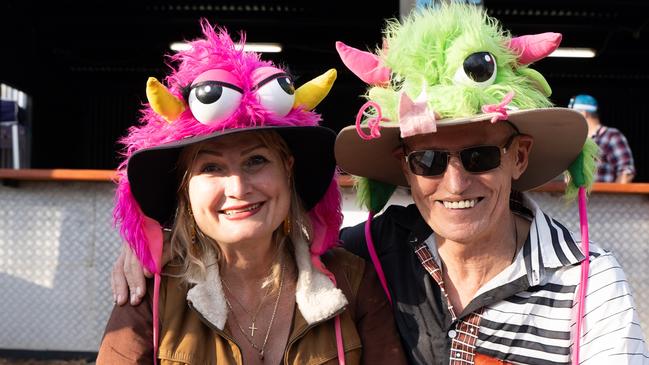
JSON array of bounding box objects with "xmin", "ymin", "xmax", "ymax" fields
[{"xmin": 219, "ymin": 201, "xmax": 265, "ymax": 219}]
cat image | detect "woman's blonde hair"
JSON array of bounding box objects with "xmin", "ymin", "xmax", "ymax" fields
[{"xmin": 168, "ymin": 130, "xmax": 312, "ymax": 290}]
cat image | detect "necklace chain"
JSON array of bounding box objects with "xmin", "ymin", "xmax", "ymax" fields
[
  {"xmin": 223, "ymin": 262, "xmax": 285, "ymax": 360},
  {"xmin": 511, "ymin": 217, "xmax": 519, "ymax": 264},
  {"xmin": 221, "ymin": 277, "xmax": 271, "ymax": 336}
]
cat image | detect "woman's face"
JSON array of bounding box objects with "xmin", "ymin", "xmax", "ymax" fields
[{"xmin": 186, "ymin": 132, "xmax": 293, "ymax": 247}]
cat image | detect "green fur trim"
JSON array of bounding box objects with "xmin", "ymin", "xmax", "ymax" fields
[
  {"xmin": 565, "ymin": 138, "xmax": 599, "ymax": 200},
  {"xmin": 372, "ymin": 4, "xmax": 552, "ymax": 121},
  {"xmin": 517, "ymin": 68, "xmax": 552, "ymax": 97},
  {"xmin": 354, "ymin": 176, "xmax": 397, "ymax": 213}
]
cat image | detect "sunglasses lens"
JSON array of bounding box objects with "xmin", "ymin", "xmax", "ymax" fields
[
  {"xmin": 408, "ymin": 150, "xmax": 448, "ymax": 176},
  {"xmin": 460, "ymin": 146, "xmax": 501, "ymax": 173}
]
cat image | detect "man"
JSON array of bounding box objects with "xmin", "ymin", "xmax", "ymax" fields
[
  {"xmin": 334, "ymin": 4, "xmax": 647, "ymax": 364},
  {"xmin": 112, "ymin": 4, "xmax": 648, "ymax": 364},
  {"xmin": 569, "ymin": 94, "xmax": 636, "ymax": 183}
]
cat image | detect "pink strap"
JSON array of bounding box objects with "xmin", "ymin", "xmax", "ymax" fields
[
  {"xmin": 335, "ymin": 316, "xmax": 346, "ymax": 365},
  {"xmin": 365, "ymin": 211, "xmax": 393, "ymax": 305},
  {"xmin": 311, "ymin": 256, "xmax": 346, "ymax": 365},
  {"xmin": 481, "ymin": 91, "xmax": 515, "ymax": 123},
  {"xmin": 573, "ymin": 187, "xmax": 590, "ymax": 365},
  {"xmin": 152, "ymin": 272, "xmax": 161, "ymax": 364},
  {"xmin": 355, "ymin": 101, "xmax": 384, "ymax": 140}
]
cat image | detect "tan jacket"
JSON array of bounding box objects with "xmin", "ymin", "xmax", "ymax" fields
[{"xmin": 97, "ymin": 242, "xmax": 406, "ymax": 365}]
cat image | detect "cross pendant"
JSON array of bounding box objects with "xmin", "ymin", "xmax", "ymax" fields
[{"xmin": 249, "ymin": 322, "xmax": 258, "ymax": 337}]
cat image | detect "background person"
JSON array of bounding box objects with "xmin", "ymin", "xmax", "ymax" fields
[{"xmin": 569, "ymin": 94, "xmax": 636, "ymax": 183}]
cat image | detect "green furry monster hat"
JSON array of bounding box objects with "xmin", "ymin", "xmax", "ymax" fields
[
  {"xmin": 335, "ymin": 4, "xmax": 597, "ymax": 213},
  {"xmin": 334, "ymin": 5, "xmax": 598, "ymax": 360}
]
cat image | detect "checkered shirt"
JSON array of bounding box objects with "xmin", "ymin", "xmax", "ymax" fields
[{"xmin": 592, "ymin": 126, "xmax": 636, "ymax": 182}]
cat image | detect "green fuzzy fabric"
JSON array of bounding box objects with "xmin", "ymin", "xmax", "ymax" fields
[
  {"xmin": 354, "ymin": 4, "xmax": 557, "ymax": 210},
  {"xmin": 371, "ymin": 4, "xmax": 553, "ymax": 120},
  {"xmin": 354, "ymin": 176, "xmax": 397, "ymax": 213},
  {"xmin": 565, "ymin": 138, "xmax": 599, "ymax": 200}
]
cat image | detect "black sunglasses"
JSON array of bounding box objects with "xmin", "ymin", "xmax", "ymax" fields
[{"xmin": 404, "ymin": 133, "xmax": 519, "ymax": 177}]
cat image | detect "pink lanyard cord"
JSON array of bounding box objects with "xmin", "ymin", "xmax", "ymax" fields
[
  {"xmin": 573, "ymin": 187, "xmax": 590, "ymax": 365},
  {"xmin": 152, "ymin": 272, "xmax": 161, "ymax": 364},
  {"xmin": 365, "ymin": 211, "xmax": 392, "ymax": 305}
]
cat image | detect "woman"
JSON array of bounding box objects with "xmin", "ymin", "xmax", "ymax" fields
[{"xmin": 97, "ymin": 22, "xmax": 405, "ymax": 365}]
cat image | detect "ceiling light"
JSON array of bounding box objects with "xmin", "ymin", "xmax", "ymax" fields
[
  {"xmin": 548, "ymin": 47, "xmax": 596, "ymax": 58},
  {"xmin": 170, "ymin": 42, "xmax": 282, "ymax": 53}
]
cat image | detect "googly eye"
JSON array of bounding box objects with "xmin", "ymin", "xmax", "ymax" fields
[
  {"xmin": 453, "ymin": 52, "xmax": 497, "ymax": 88},
  {"xmin": 188, "ymin": 81, "xmax": 243, "ymax": 125},
  {"xmin": 255, "ymin": 74, "xmax": 296, "ymax": 117}
]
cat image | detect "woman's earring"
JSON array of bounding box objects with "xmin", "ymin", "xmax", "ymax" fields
[
  {"xmin": 188, "ymin": 206, "xmax": 197, "ymax": 244},
  {"xmin": 283, "ymin": 215, "xmax": 292, "ymax": 236}
]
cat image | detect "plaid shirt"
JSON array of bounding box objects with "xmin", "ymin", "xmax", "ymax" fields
[{"xmin": 592, "ymin": 126, "xmax": 636, "ymax": 182}]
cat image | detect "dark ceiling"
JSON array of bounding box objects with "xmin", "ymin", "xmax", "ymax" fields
[{"xmin": 1, "ymin": 0, "xmax": 648, "ymax": 180}]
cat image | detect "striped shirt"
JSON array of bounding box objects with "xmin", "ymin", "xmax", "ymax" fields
[{"xmin": 419, "ymin": 194, "xmax": 649, "ymax": 364}]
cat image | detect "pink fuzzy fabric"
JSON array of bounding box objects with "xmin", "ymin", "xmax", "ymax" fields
[
  {"xmin": 113, "ymin": 20, "xmax": 337, "ymax": 273},
  {"xmin": 309, "ymin": 176, "xmax": 343, "ymax": 257}
]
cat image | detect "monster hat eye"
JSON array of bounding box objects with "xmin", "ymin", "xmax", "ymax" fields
[
  {"xmin": 187, "ymin": 82, "xmax": 243, "ymax": 124},
  {"xmin": 186, "ymin": 69, "xmax": 244, "ymax": 125},
  {"xmin": 255, "ymin": 73, "xmax": 296, "ymax": 117},
  {"xmin": 453, "ymin": 51, "xmax": 497, "ymax": 88}
]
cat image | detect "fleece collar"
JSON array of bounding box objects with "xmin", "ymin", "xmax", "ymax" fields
[{"xmin": 186, "ymin": 238, "xmax": 348, "ymax": 330}]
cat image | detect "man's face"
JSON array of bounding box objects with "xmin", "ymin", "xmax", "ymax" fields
[{"xmin": 401, "ymin": 121, "xmax": 533, "ymax": 244}]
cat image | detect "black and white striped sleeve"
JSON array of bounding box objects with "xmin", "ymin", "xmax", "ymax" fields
[{"xmin": 574, "ymin": 251, "xmax": 649, "ymax": 364}]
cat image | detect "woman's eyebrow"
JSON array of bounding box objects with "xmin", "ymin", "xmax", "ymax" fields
[
  {"xmin": 196, "ymin": 144, "xmax": 266, "ymax": 157},
  {"xmin": 240, "ymin": 144, "xmax": 267, "ymax": 155}
]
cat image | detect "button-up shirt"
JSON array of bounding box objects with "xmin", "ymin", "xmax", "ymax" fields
[
  {"xmin": 341, "ymin": 193, "xmax": 648, "ymax": 364},
  {"xmin": 592, "ymin": 126, "xmax": 636, "ymax": 182}
]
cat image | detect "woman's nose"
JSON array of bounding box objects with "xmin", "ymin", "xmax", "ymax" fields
[{"xmin": 223, "ymin": 173, "xmax": 249, "ymax": 198}]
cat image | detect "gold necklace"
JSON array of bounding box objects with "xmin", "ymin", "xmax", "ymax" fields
[
  {"xmin": 224, "ymin": 263, "xmax": 285, "ymax": 360},
  {"xmin": 221, "ymin": 277, "xmax": 271, "ymax": 337},
  {"xmin": 511, "ymin": 217, "xmax": 519, "ymax": 264}
]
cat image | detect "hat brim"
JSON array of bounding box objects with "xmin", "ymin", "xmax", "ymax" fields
[
  {"xmin": 335, "ymin": 108, "xmax": 587, "ymax": 191},
  {"xmin": 128, "ymin": 125, "xmax": 336, "ymax": 225}
]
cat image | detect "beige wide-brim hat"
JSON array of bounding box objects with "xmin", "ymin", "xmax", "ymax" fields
[{"xmin": 335, "ymin": 108, "xmax": 587, "ymax": 192}]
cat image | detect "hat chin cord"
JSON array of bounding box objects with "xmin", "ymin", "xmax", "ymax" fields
[
  {"xmin": 573, "ymin": 187, "xmax": 590, "ymax": 365},
  {"xmin": 364, "ymin": 211, "xmax": 392, "ymax": 305}
]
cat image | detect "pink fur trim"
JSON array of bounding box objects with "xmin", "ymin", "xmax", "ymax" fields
[
  {"xmin": 113, "ymin": 176, "xmax": 158, "ymax": 273},
  {"xmin": 113, "ymin": 19, "xmax": 335, "ymax": 274},
  {"xmin": 308, "ymin": 177, "xmax": 343, "ymax": 256},
  {"xmin": 508, "ymin": 32, "xmax": 562, "ymax": 65}
]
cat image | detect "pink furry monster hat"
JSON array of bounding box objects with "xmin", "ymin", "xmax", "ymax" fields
[{"xmin": 112, "ymin": 20, "xmax": 341, "ymax": 359}]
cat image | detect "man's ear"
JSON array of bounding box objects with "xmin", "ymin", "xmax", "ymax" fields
[
  {"xmin": 512, "ymin": 135, "xmax": 533, "ymax": 180},
  {"xmin": 393, "ymin": 146, "xmax": 412, "ymax": 184}
]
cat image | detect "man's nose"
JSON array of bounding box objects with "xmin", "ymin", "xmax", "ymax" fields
[{"xmin": 442, "ymin": 155, "xmax": 471, "ymax": 194}]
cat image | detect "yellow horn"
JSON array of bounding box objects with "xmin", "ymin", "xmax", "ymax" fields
[
  {"xmin": 146, "ymin": 77, "xmax": 186, "ymax": 123},
  {"xmin": 293, "ymin": 69, "xmax": 337, "ymax": 111}
]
